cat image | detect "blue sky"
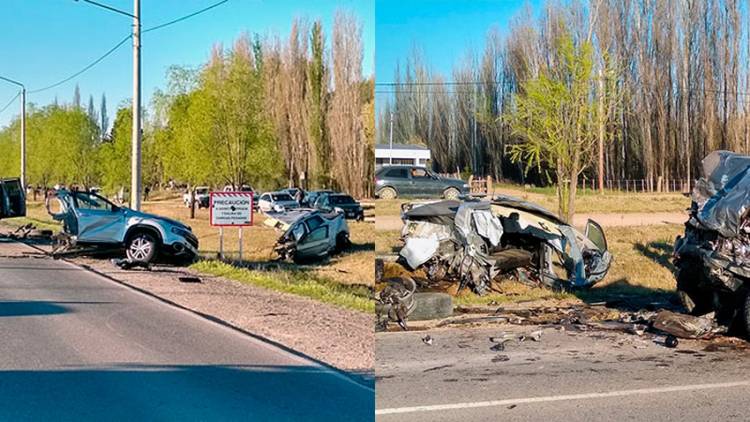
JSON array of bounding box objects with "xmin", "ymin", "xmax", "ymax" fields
[
  {"xmin": 375, "ymin": 0, "xmax": 539, "ymax": 83},
  {"xmin": 0, "ymin": 0, "xmax": 374, "ymax": 128}
]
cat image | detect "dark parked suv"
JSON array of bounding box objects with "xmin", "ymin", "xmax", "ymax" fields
[
  {"xmin": 313, "ymin": 193, "xmax": 364, "ymax": 221},
  {"xmin": 375, "ymin": 165, "xmax": 469, "ymax": 200}
]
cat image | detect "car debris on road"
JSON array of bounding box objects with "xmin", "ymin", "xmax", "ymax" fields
[
  {"xmin": 396, "ymin": 196, "xmax": 612, "ymax": 295},
  {"xmin": 674, "ymin": 150, "xmax": 750, "ymax": 333}
]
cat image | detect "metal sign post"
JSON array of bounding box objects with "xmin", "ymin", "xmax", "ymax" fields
[
  {"xmin": 209, "ymin": 191, "xmax": 254, "ymax": 262},
  {"xmin": 219, "ymin": 226, "xmax": 224, "ymax": 260},
  {"xmin": 238, "ymin": 227, "xmax": 243, "ymax": 261}
]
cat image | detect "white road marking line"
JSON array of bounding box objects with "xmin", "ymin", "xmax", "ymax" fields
[{"xmin": 375, "ymin": 380, "xmax": 750, "ymax": 415}]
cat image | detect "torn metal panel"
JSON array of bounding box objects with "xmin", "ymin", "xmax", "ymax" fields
[
  {"xmin": 397, "ymin": 197, "xmax": 612, "ymax": 295},
  {"xmin": 271, "ymin": 209, "xmax": 350, "ymax": 262},
  {"xmin": 674, "ymin": 151, "xmax": 750, "ymax": 335}
]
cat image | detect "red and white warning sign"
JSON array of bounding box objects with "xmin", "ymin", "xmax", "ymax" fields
[{"xmin": 210, "ymin": 192, "xmax": 254, "ymax": 227}]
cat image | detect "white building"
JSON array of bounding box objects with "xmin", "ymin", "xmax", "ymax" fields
[{"xmin": 375, "ymin": 144, "xmax": 431, "ymax": 167}]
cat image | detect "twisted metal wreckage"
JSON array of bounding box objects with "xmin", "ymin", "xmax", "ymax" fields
[
  {"xmin": 377, "ymin": 196, "xmax": 613, "ymax": 329},
  {"xmin": 675, "ymin": 150, "xmax": 750, "ymax": 332}
]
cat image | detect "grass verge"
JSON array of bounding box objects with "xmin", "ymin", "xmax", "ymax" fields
[{"xmin": 192, "ymin": 260, "xmax": 374, "ymax": 313}]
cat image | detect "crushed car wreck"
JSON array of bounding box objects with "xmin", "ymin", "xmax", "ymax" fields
[
  {"xmin": 264, "ymin": 208, "xmax": 350, "ymax": 263},
  {"xmin": 46, "ymin": 189, "xmax": 198, "ymax": 264},
  {"xmin": 397, "ymin": 196, "xmax": 612, "ymax": 294},
  {"xmin": 674, "ymin": 150, "xmax": 750, "ymax": 332}
]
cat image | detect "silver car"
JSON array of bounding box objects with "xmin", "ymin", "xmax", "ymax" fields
[
  {"xmin": 47, "ymin": 189, "xmax": 198, "ymax": 263},
  {"xmin": 257, "ymin": 191, "xmax": 300, "ymax": 213}
]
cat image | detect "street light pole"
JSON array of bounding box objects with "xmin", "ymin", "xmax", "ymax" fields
[
  {"xmin": 75, "ymin": 0, "xmax": 141, "ymax": 209},
  {"xmin": 131, "ymin": 0, "xmax": 142, "ymax": 210},
  {"xmin": 20, "ymin": 87, "xmax": 26, "ymax": 191},
  {"xmin": 0, "ymin": 76, "xmax": 26, "ymax": 190}
]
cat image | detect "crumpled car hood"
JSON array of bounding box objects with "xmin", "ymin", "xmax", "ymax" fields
[{"xmin": 691, "ymin": 150, "xmax": 750, "ymax": 238}]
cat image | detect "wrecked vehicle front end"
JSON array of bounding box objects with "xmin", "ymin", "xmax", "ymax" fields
[
  {"xmin": 265, "ymin": 208, "xmax": 350, "ymax": 263},
  {"xmin": 397, "ymin": 196, "xmax": 612, "ymax": 294},
  {"xmin": 674, "ymin": 150, "xmax": 750, "ymax": 331}
]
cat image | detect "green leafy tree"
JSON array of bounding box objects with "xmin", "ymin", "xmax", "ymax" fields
[{"xmin": 506, "ymin": 33, "xmax": 599, "ymax": 222}]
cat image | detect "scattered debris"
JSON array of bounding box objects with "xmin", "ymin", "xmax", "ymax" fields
[
  {"xmin": 422, "ymin": 335, "xmax": 433, "ymax": 345},
  {"xmin": 375, "ymin": 277, "xmax": 417, "ymax": 331},
  {"xmin": 652, "ymin": 310, "xmax": 723, "ymax": 339},
  {"xmin": 491, "ymin": 354, "xmax": 510, "ymax": 362},
  {"xmin": 178, "ymin": 276, "xmax": 202, "ymax": 283},
  {"xmin": 112, "ymin": 258, "xmax": 152, "ymax": 271},
  {"xmin": 664, "ymin": 335, "xmax": 679, "ymax": 348}
]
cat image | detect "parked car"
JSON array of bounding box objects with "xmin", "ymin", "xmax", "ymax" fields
[
  {"xmin": 257, "ymin": 191, "xmax": 300, "ymax": 213},
  {"xmin": 183, "ymin": 187, "xmax": 210, "ymax": 209},
  {"xmin": 267, "ymin": 209, "xmax": 350, "ymax": 262},
  {"xmin": 222, "ymin": 184, "xmax": 254, "ymax": 193},
  {"xmin": 375, "ymin": 165, "xmax": 469, "ymax": 199},
  {"xmin": 314, "ymin": 193, "xmax": 364, "ymax": 221},
  {"xmin": 46, "ymin": 189, "xmax": 198, "ymax": 263},
  {"xmin": 304, "ymin": 189, "xmax": 336, "ymax": 207},
  {"xmin": 0, "ymin": 178, "xmax": 26, "ymax": 220}
]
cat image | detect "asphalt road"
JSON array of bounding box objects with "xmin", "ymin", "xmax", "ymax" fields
[
  {"xmin": 376, "ymin": 325, "xmax": 750, "ymax": 421},
  {"xmin": 0, "ymin": 245, "xmax": 374, "ymax": 421}
]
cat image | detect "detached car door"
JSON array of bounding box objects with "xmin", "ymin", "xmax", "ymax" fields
[
  {"xmin": 583, "ymin": 219, "xmax": 612, "ymax": 283},
  {"xmin": 0, "ymin": 178, "xmax": 26, "ymax": 219},
  {"xmin": 72, "ymin": 192, "xmax": 125, "ymax": 243}
]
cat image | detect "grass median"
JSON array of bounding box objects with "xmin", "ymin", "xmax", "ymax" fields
[{"xmin": 192, "ymin": 260, "xmax": 374, "ymax": 313}]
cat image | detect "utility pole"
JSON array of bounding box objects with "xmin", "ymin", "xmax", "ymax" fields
[
  {"xmin": 21, "ymin": 88, "xmax": 25, "ymax": 191},
  {"xmin": 75, "ymin": 0, "xmax": 142, "ymax": 209},
  {"xmin": 0, "ymin": 76, "xmax": 26, "ymax": 190},
  {"xmin": 131, "ymin": 0, "xmax": 142, "ymax": 210},
  {"xmin": 389, "ymin": 112, "xmax": 394, "ymax": 165}
]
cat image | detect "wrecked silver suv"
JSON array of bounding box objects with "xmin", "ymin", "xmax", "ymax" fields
[
  {"xmin": 398, "ymin": 196, "xmax": 612, "ymax": 293},
  {"xmin": 674, "ymin": 150, "xmax": 750, "ymax": 331},
  {"xmin": 46, "ymin": 189, "xmax": 198, "ymax": 263}
]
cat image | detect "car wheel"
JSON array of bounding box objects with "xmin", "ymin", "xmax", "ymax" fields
[
  {"xmin": 356, "ymin": 212, "xmax": 365, "ymax": 222},
  {"xmin": 443, "ymin": 187, "xmax": 460, "ymax": 200},
  {"xmin": 126, "ymin": 232, "xmax": 158, "ymax": 263},
  {"xmin": 335, "ymin": 232, "xmax": 350, "ymax": 253},
  {"xmin": 379, "ymin": 187, "xmax": 397, "ymax": 200}
]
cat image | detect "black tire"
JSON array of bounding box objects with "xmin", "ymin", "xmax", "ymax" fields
[
  {"xmin": 335, "ymin": 232, "xmax": 351, "ymax": 253},
  {"xmin": 443, "ymin": 187, "xmax": 460, "ymax": 200},
  {"xmin": 409, "ymin": 292, "xmax": 453, "ymax": 321},
  {"xmin": 125, "ymin": 231, "xmax": 158, "ymax": 263},
  {"xmin": 378, "ymin": 187, "xmax": 397, "ymax": 200},
  {"xmin": 355, "ymin": 212, "xmax": 365, "ymax": 222}
]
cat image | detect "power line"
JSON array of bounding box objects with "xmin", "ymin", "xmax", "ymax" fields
[
  {"xmin": 0, "ymin": 91, "xmax": 21, "ymax": 117},
  {"xmin": 27, "ymin": 0, "xmax": 232, "ymax": 95},
  {"xmin": 143, "ymin": 0, "xmax": 231, "ymax": 33},
  {"xmin": 28, "ymin": 34, "xmax": 132, "ymax": 94}
]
